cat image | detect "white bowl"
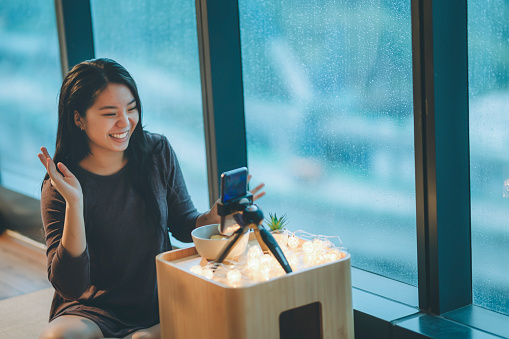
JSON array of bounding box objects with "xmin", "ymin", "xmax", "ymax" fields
[{"xmin": 191, "ymin": 224, "xmax": 249, "ymax": 261}]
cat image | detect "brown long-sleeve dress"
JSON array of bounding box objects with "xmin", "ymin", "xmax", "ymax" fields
[{"xmin": 40, "ymin": 132, "xmax": 200, "ymax": 337}]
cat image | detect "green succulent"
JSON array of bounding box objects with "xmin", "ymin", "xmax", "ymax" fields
[{"xmin": 265, "ymin": 213, "xmax": 289, "ymax": 231}]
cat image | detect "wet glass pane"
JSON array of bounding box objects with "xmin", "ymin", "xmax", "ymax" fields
[
  {"xmin": 239, "ymin": 0, "xmax": 417, "ymax": 285},
  {"xmin": 90, "ymin": 0, "xmax": 208, "ymax": 211},
  {"xmin": 0, "ymin": 0, "xmax": 61, "ymax": 198},
  {"xmin": 468, "ymin": 0, "xmax": 509, "ymax": 315}
]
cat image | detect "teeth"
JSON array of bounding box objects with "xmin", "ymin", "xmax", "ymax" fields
[{"xmin": 110, "ymin": 131, "xmax": 129, "ymax": 139}]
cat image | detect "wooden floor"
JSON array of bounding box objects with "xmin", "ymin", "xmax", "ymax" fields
[{"xmin": 0, "ymin": 230, "xmax": 51, "ymax": 300}]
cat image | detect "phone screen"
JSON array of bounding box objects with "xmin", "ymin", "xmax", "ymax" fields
[{"xmin": 221, "ymin": 167, "xmax": 248, "ymax": 203}]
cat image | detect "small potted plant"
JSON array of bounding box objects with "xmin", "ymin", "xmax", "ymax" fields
[{"xmin": 265, "ymin": 212, "xmax": 289, "ymax": 247}]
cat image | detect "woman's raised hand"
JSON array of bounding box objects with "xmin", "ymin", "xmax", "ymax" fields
[
  {"xmin": 248, "ymin": 174, "xmax": 265, "ymax": 201},
  {"xmin": 38, "ymin": 147, "xmax": 83, "ymax": 203}
]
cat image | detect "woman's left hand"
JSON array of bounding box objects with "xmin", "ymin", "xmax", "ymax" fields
[{"xmin": 247, "ymin": 174, "xmax": 265, "ymax": 202}]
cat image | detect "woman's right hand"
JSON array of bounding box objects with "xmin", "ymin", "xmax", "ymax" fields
[{"xmin": 38, "ymin": 147, "xmax": 83, "ymax": 204}]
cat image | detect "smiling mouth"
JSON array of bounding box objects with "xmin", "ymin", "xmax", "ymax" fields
[{"xmin": 109, "ymin": 131, "xmax": 129, "ymax": 139}]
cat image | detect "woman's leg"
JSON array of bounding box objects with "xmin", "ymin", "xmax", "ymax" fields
[
  {"xmin": 39, "ymin": 315, "xmax": 104, "ymax": 339},
  {"xmin": 122, "ymin": 323, "xmax": 160, "ymax": 339}
]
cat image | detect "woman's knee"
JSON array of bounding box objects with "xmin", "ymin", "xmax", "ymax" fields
[
  {"xmin": 123, "ymin": 323, "xmax": 160, "ymax": 339},
  {"xmin": 38, "ymin": 315, "xmax": 103, "ymax": 339}
]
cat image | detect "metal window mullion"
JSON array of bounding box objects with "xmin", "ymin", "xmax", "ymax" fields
[
  {"xmin": 412, "ymin": 0, "xmax": 471, "ymax": 315},
  {"xmin": 195, "ymin": 0, "xmax": 248, "ymax": 206},
  {"xmin": 411, "ymin": 0, "xmax": 430, "ymax": 313},
  {"xmin": 54, "ymin": 0, "xmax": 95, "ymax": 77}
]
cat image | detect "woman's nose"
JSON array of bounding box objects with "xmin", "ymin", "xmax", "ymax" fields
[{"xmin": 117, "ymin": 110, "xmax": 129, "ymax": 127}]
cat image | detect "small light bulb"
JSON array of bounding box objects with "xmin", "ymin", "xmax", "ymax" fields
[
  {"xmin": 259, "ymin": 254, "xmax": 272, "ymax": 272},
  {"xmin": 202, "ymin": 268, "xmax": 214, "ymax": 279},
  {"xmin": 302, "ymin": 241, "xmax": 314, "ymax": 254},
  {"xmin": 326, "ymin": 251, "xmax": 336, "ymax": 262},
  {"xmin": 248, "ymin": 257, "xmax": 260, "ymax": 271},
  {"xmin": 273, "ymin": 265, "xmax": 285, "ymax": 277},
  {"xmin": 287, "ymin": 235, "xmax": 299, "ymax": 249},
  {"xmin": 248, "ymin": 245, "xmax": 262, "ymax": 258},
  {"xmin": 313, "ymin": 238, "xmax": 325, "ymax": 251},
  {"xmin": 190, "ymin": 265, "xmax": 203, "ymax": 275},
  {"xmin": 331, "ymin": 248, "xmax": 341, "ymax": 261},
  {"xmin": 317, "ymin": 252, "xmax": 326, "ymax": 264},
  {"xmin": 288, "ymin": 255, "xmax": 298, "ymax": 269},
  {"xmin": 282, "ymin": 247, "xmax": 291, "ymax": 257},
  {"xmin": 227, "ymin": 269, "xmax": 242, "ymax": 286},
  {"xmin": 303, "ymin": 253, "xmax": 315, "ymax": 266},
  {"xmin": 260, "ymin": 270, "xmax": 270, "ymax": 281}
]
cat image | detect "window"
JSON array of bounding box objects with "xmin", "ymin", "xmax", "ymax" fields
[
  {"xmin": 468, "ymin": 0, "xmax": 509, "ymax": 315},
  {"xmin": 0, "ymin": 0, "xmax": 61, "ymax": 198},
  {"xmin": 90, "ymin": 0, "xmax": 208, "ymax": 211},
  {"xmin": 239, "ymin": 0, "xmax": 417, "ymax": 285}
]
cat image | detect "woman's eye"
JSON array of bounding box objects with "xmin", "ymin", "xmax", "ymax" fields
[
  {"xmin": 128, "ymin": 106, "xmax": 138, "ymax": 112},
  {"xmin": 103, "ymin": 113, "xmax": 116, "ymax": 116}
]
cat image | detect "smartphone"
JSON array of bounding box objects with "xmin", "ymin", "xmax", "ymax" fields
[{"xmin": 220, "ymin": 167, "xmax": 248, "ymax": 203}]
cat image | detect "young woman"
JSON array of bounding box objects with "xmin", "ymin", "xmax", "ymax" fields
[{"xmin": 37, "ymin": 58, "xmax": 264, "ymax": 339}]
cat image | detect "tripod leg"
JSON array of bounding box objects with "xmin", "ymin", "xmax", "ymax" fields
[
  {"xmin": 256, "ymin": 226, "xmax": 293, "ymax": 273},
  {"xmin": 253, "ymin": 227, "xmax": 270, "ymax": 253},
  {"xmin": 213, "ymin": 226, "xmax": 245, "ymax": 264}
]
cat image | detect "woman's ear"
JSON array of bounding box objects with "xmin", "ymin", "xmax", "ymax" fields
[{"xmin": 74, "ymin": 111, "xmax": 83, "ymax": 130}]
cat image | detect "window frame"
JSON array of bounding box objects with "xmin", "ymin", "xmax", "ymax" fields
[
  {"xmin": 55, "ymin": 0, "xmax": 95, "ymax": 76},
  {"xmin": 195, "ymin": 0, "xmax": 248, "ymax": 204}
]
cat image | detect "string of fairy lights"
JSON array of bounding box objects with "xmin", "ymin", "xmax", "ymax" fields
[{"xmin": 189, "ymin": 230, "xmax": 348, "ymax": 287}]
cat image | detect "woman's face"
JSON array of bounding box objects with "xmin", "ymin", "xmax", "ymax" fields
[{"xmin": 76, "ymin": 83, "xmax": 139, "ymax": 158}]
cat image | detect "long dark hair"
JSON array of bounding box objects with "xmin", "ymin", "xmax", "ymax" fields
[{"xmin": 45, "ymin": 58, "xmax": 161, "ymax": 231}]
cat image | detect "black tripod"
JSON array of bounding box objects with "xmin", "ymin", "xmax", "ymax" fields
[{"xmin": 215, "ymin": 196, "xmax": 292, "ymax": 274}]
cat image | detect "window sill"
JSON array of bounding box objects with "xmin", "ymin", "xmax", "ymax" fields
[
  {"xmin": 353, "ymin": 271, "xmax": 508, "ymax": 339},
  {"xmin": 352, "ymin": 267, "xmax": 418, "ymax": 307},
  {"xmin": 443, "ymin": 305, "xmax": 509, "ymax": 338}
]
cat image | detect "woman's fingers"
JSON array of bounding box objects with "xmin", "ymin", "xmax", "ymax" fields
[
  {"xmin": 39, "ymin": 148, "xmax": 64, "ymax": 185},
  {"xmin": 253, "ymin": 191, "xmax": 266, "ymax": 201},
  {"xmin": 45, "ymin": 159, "xmax": 60, "ymax": 189},
  {"xmin": 39, "ymin": 147, "xmax": 63, "ymax": 179},
  {"xmin": 46, "ymin": 156, "xmax": 58, "ymax": 176},
  {"xmin": 38, "ymin": 147, "xmax": 53, "ymax": 171},
  {"xmin": 46, "ymin": 159, "xmax": 65, "ymax": 190},
  {"xmin": 247, "ymin": 174, "xmax": 266, "ymax": 201},
  {"xmin": 250, "ymin": 182, "xmax": 266, "ymax": 201},
  {"xmin": 41, "ymin": 147, "xmax": 51, "ymax": 159},
  {"xmin": 57, "ymin": 162, "xmax": 76, "ymax": 179},
  {"xmin": 37, "ymin": 153, "xmax": 48, "ymax": 169},
  {"xmin": 250, "ymin": 182, "xmax": 265, "ymax": 194}
]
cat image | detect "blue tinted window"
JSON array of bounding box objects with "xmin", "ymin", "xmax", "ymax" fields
[
  {"xmin": 469, "ymin": 0, "xmax": 509, "ymax": 315},
  {"xmin": 239, "ymin": 0, "xmax": 417, "ymax": 285},
  {"xmin": 90, "ymin": 0, "xmax": 208, "ymax": 211},
  {"xmin": 0, "ymin": 0, "xmax": 61, "ymax": 198}
]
